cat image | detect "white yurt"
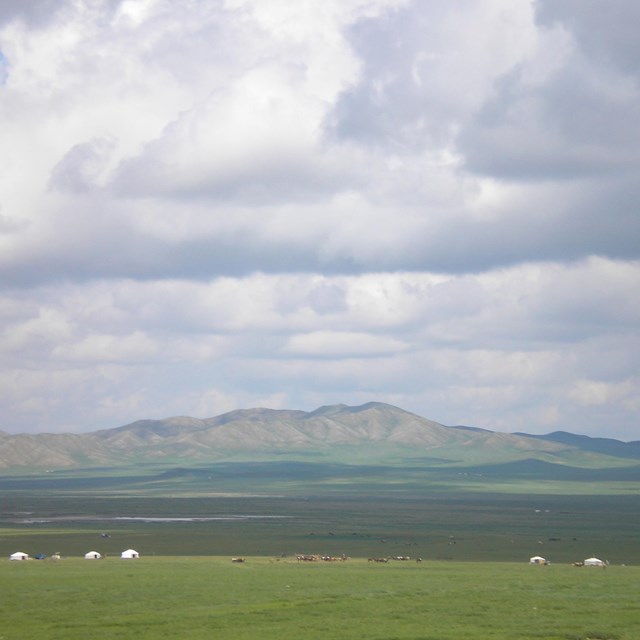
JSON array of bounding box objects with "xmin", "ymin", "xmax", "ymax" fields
[
  {"xmin": 529, "ymin": 556, "xmax": 547, "ymax": 564},
  {"xmin": 9, "ymin": 551, "xmax": 29, "ymax": 561},
  {"xmin": 121, "ymin": 549, "xmax": 139, "ymax": 559},
  {"xmin": 584, "ymin": 557, "xmax": 605, "ymax": 567},
  {"xmin": 84, "ymin": 551, "xmax": 102, "ymax": 560}
]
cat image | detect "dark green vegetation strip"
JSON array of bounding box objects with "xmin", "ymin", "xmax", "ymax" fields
[
  {"xmin": 2, "ymin": 460, "xmax": 639, "ymax": 495},
  {"xmin": 1, "ymin": 557, "xmax": 638, "ymax": 640}
]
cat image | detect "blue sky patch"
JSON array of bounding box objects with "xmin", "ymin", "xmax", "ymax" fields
[{"xmin": 0, "ymin": 50, "xmax": 8, "ymax": 85}]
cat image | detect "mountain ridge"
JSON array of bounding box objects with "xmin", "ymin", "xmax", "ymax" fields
[{"xmin": 1, "ymin": 402, "xmax": 638, "ymax": 470}]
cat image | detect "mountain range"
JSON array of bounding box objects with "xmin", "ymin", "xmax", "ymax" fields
[{"xmin": 1, "ymin": 402, "xmax": 639, "ymax": 471}]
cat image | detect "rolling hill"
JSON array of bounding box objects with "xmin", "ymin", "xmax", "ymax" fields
[{"xmin": 1, "ymin": 402, "xmax": 638, "ymax": 471}]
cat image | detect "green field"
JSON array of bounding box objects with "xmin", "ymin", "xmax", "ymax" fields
[
  {"xmin": 1, "ymin": 459, "xmax": 639, "ymax": 564},
  {"xmin": 1, "ymin": 460, "xmax": 639, "ymax": 637},
  {"xmin": 2, "ymin": 492, "xmax": 639, "ymax": 564},
  {"xmin": 1, "ymin": 556, "xmax": 638, "ymax": 639}
]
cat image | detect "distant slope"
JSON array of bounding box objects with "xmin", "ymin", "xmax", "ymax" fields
[
  {"xmin": 455, "ymin": 458, "xmax": 640, "ymax": 481},
  {"xmin": 0, "ymin": 432, "xmax": 115, "ymax": 469},
  {"xmin": 517, "ymin": 431, "xmax": 640, "ymax": 459},
  {"xmin": 0, "ymin": 402, "xmax": 638, "ymax": 470}
]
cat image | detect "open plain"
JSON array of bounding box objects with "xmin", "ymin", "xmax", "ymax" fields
[
  {"xmin": 2, "ymin": 555, "xmax": 639, "ymax": 640},
  {"xmin": 2, "ymin": 467, "xmax": 640, "ymax": 639}
]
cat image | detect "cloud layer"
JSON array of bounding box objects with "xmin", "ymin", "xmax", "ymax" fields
[{"xmin": 1, "ymin": 0, "xmax": 638, "ymax": 438}]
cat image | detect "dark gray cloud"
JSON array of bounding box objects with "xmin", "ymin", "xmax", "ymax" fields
[
  {"xmin": 535, "ymin": 0, "xmax": 640, "ymax": 76},
  {"xmin": 3, "ymin": 172, "xmax": 639, "ymax": 289},
  {"xmin": 459, "ymin": 0, "xmax": 640, "ymax": 181},
  {"xmin": 0, "ymin": 0, "xmax": 125, "ymax": 29},
  {"xmin": 459, "ymin": 54, "xmax": 640, "ymax": 180},
  {"xmin": 0, "ymin": 0, "xmax": 63, "ymax": 27},
  {"xmin": 327, "ymin": 2, "xmax": 462, "ymax": 151}
]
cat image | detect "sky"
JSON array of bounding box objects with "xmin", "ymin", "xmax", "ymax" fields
[{"xmin": 1, "ymin": 0, "xmax": 638, "ymax": 440}]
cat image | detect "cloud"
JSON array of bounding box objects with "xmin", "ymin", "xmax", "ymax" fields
[
  {"xmin": 2, "ymin": 0, "xmax": 638, "ymax": 285},
  {"xmin": 2, "ymin": 259, "xmax": 638, "ymax": 437},
  {"xmin": 535, "ymin": 0, "xmax": 640, "ymax": 77},
  {"xmin": 329, "ymin": 0, "xmax": 536, "ymax": 151},
  {"xmin": 49, "ymin": 138, "xmax": 117, "ymax": 193},
  {"xmin": 285, "ymin": 331, "xmax": 408, "ymax": 357},
  {"xmin": 0, "ymin": 0, "xmax": 638, "ymax": 440},
  {"xmin": 113, "ymin": 63, "xmax": 355, "ymax": 202},
  {"xmin": 0, "ymin": 0, "xmax": 68, "ymax": 28},
  {"xmin": 460, "ymin": 30, "xmax": 640, "ymax": 180},
  {"xmin": 51, "ymin": 331, "xmax": 158, "ymax": 363}
]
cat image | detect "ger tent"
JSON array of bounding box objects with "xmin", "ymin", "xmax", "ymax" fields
[
  {"xmin": 529, "ymin": 556, "xmax": 547, "ymax": 565},
  {"xmin": 9, "ymin": 552, "xmax": 29, "ymax": 561},
  {"xmin": 84, "ymin": 551, "xmax": 102, "ymax": 560},
  {"xmin": 584, "ymin": 557, "xmax": 605, "ymax": 567},
  {"xmin": 121, "ymin": 549, "xmax": 139, "ymax": 559}
]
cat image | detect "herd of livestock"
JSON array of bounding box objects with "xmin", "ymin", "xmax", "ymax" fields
[{"xmin": 294, "ymin": 554, "xmax": 421, "ymax": 563}]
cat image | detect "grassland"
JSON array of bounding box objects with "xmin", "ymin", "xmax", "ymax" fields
[
  {"xmin": 1, "ymin": 459, "xmax": 640, "ymax": 564},
  {"xmin": 1, "ymin": 556, "xmax": 638, "ymax": 640},
  {"xmin": 1, "ymin": 459, "xmax": 639, "ymax": 638},
  {"xmin": 1, "ymin": 491, "xmax": 639, "ymax": 565}
]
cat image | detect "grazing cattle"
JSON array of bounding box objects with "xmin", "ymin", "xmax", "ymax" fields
[
  {"xmin": 231, "ymin": 557, "xmax": 245, "ymax": 563},
  {"xmin": 368, "ymin": 557, "xmax": 389, "ymax": 563},
  {"xmin": 415, "ymin": 557, "xmax": 422, "ymax": 563},
  {"xmin": 296, "ymin": 554, "xmax": 319, "ymax": 562},
  {"xmin": 573, "ymin": 562, "xmax": 584, "ymax": 567},
  {"xmin": 393, "ymin": 556, "xmax": 411, "ymax": 561}
]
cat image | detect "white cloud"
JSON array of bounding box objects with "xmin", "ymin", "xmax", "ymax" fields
[
  {"xmin": 568, "ymin": 379, "xmax": 632, "ymax": 408},
  {"xmin": 51, "ymin": 331, "xmax": 158, "ymax": 363},
  {"xmin": 1, "ymin": 258, "xmax": 637, "ymax": 436},
  {"xmin": 0, "ymin": 1, "xmax": 638, "ymax": 440},
  {"xmin": 285, "ymin": 330, "xmax": 407, "ymax": 357}
]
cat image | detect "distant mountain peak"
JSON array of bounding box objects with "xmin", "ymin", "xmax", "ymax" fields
[
  {"xmin": 306, "ymin": 401, "xmax": 416, "ymax": 418},
  {"xmin": 1, "ymin": 402, "xmax": 637, "ymax": 470},
  {"xmin": 305, "ymin": 403, "xmax": 350, "ymax": 417}
]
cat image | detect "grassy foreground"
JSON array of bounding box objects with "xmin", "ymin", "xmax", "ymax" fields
[{"xmin": 1, "ymin": 556, "xmax": 637, "ymax": 640}]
